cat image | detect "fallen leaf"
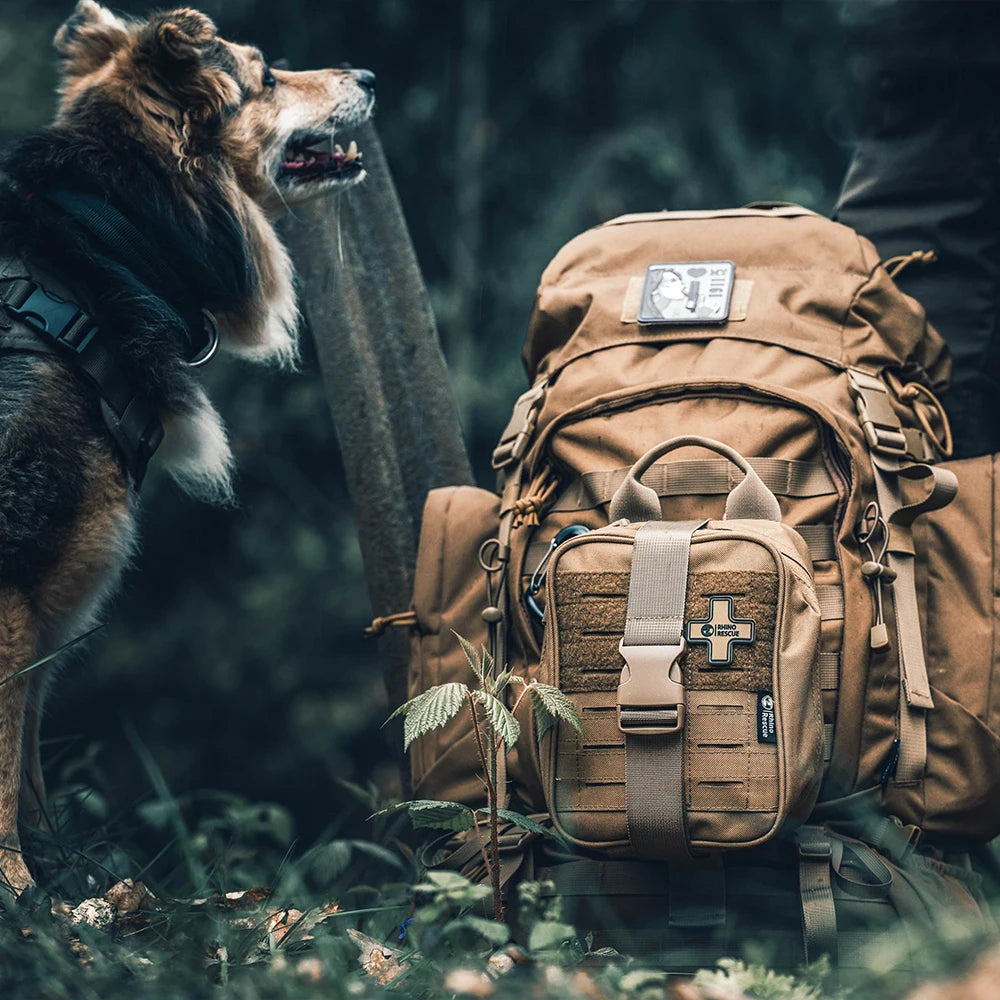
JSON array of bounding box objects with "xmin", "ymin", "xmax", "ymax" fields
[
  {"xmin": 70, "ymin": 898, "xmax": 116, "ymax": 930},
  {"xmin": 346, "ymin": 928, "xmax": 408, "ymax": 985},
  {"xmin": 104, "ymin": 879, "xmax": 157, "ymax": 915},
  {"xmin": 265, "ymin": 908, "xmax": 310, "ymax": 947}
]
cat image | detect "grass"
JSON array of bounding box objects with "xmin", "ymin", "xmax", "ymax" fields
[{"xmin": 5, "ymin": 742, "xmax": 997, "ymax": 999}]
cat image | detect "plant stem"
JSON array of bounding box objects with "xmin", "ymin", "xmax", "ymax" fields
[
  {"xmin": 489, "ymin": 734, "xmax": 503, "ymax": 922},
  {"xmin": 467, "ymin": 695, "xmax": 495, "ymax": 801},
  {"xmin": 470, "ymin": 814, "xmax": 493, "ymax": 881},
  {"xmin": 510, "ymin": 685, "xmax": 531, "ymax": 716}
]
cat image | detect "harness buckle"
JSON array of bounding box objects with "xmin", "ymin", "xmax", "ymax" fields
[{"xmin": 5, "ymin": 282, "xmax": 97, "ymax": 355}]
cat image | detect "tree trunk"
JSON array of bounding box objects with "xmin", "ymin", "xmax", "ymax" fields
[{"xmin": 281, "ymin": 122, "xmax": 473, "ymax": 727}]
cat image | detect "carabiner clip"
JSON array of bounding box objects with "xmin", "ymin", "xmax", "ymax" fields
[{"xmin": 523, "ymin": 523, "xmax": 590, "ymax": 625}]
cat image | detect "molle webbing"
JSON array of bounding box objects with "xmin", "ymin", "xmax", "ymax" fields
[{"xmin": 550, "ymin": 457, "xmax": 837, "ymax": 513}]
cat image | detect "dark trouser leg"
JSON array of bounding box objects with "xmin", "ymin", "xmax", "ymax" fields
[{"xmin": 834, "ymin": 3, "xmax": 1000, "ymax": 459}]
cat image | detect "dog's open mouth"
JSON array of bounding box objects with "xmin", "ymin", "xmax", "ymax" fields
[{"xmin": 277, "ymin": 130, "xmax": 364, "ymax": 186}]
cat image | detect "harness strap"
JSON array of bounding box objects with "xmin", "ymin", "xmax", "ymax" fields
[{"xmin": 0, "ymin": 274, "xmax": 163, "ymax": 488}]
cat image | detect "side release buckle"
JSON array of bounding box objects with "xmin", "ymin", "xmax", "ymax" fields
[
  {"xmin": 617, "ymin": 638, "xmax": 686, "ymax": 735},
  {"xmin": 4, "ymin": 280, "xmax": 97, "ymax": 355},
  {"xmin": 492, "ymin": 381, "xmax": 547, "ymax": 470}
]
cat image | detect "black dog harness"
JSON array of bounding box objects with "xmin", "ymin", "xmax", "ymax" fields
[{"xmin": 0, "ymin": 193, "xmax": 219, "ymax": 488}]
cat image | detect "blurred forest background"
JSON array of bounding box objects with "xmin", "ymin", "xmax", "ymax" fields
[{"xmin": 0, "ymin": 0, "xmax": 854, "ymax": 854}]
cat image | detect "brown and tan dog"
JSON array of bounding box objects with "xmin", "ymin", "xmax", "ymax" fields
[{"xmin": 0, "ymin": 1, "xmax": 374, "ymax": 892}]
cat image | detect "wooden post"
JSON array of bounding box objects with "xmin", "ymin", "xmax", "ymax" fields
[{"xmin": 282, "ymin": 121, "xmax": 474, "ymax": 723}]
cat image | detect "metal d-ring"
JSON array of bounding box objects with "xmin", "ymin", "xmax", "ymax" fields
[
  {"xmin": 185, "ymin": 309, "xmax": 220, "ymax": 368},
  {"xmin": 478, "ymin": 538, "xmax": 505, "ymax": 574}
]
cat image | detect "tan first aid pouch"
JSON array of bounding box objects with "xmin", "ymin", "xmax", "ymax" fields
[{"xmin": 540, "ymin": 437, "xmax": 823, "ymax": 857}]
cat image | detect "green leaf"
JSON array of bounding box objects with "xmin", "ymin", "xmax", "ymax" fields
[
  {"xmin": 528, "ymin": 921, "xmax": 578, "ymax": 953},
  {"xmin": 442, "ymin": 915, "xmax": 511, "ymax": 946},
  {"xmin": 483, "ymin": 808, "xmax": 569, "ymax": 847},
  {"xmin": 348, "ymin": 840, "xmax": 406, "ymax": 871},
  {"xmin": 406, "ymin": 800, "xmax": 476, "ymax": 832},
  {"xmin": 530, "ymin": 684, "xmax": 584, "ymax": 736},
  {"xmin": 534, "ymin": 703, "xmax": 556, "ymax": 742},
  {"xmin": 491, "ymin": 669, "xmax": 513, "ymax": 696},
  {"xmin": 306, "ymin": 840, "xmax": 352, "ymax": 881},
  {"xmin": 473, "ymin": 690, "xmax": 520, "ymax": 747},
  {"xmin": 370, "ymin": 799, "xmax": 475, "ymax": 833},
  {"xmin": 388, "ymin": 683, "xmax": 469, "ymax": 750},
  {"xmin": 422, "ymin": 870, "xmax": 479, "ymax": 891},
  {"xmin": 453, "ymin": 631, "xmax": 485, "ymax": 682},
  {"xmin": 480, "ymin": 645, "xmax": 496, "ymax": 679}
]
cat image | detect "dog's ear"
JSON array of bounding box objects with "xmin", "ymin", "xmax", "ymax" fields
[
  {"xmin": 135, "ymin": 9, "xmax": 238, "ymax": 121},
  {"xmin": 145, "ymin": 9, "xmax": 218, "ymax": 65},
  {"xmin": 54, "ymin": 0, "xmax": 130, "ymax": 80}
]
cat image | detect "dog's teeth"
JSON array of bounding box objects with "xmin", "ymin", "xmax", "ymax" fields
[
  {"xmin": 334, "ymin": 143, "xmax": 344, "ymax": 156},
  {"xmin": 346, "ymin": 140, "xmax": 358, "ymax": 161}
]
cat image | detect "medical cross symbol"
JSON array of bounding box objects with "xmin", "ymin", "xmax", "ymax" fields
[{"xmin": 685, "ymin": 596, "xmax": 756, "ymax": 665}]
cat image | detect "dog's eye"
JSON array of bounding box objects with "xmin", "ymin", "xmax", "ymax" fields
[{"xmin": 262, "ymin": 66, "xmax": 277, "ymax": 88}]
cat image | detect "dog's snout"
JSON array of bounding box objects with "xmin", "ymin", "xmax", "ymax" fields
[{"xmin": 352, "ymin": 68, "xmax": 376, "ymax": 92}]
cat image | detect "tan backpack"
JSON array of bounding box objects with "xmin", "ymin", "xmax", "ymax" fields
[{"xmin": 400, "ymin": 204, "xmax": 1000, "ymax": 852}]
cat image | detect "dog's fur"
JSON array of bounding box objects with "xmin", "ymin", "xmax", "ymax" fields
[{"xmin": 0, "ymin": 1, "xmax": 373, "ymax": 892}]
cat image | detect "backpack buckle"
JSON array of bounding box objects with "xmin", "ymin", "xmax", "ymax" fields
[
  {"xmin": 617, "ymin": 638, "xmax": 686, "ymax": 735},
  {"xmin": 492, "ymin": 381, "xmax": 547, "ymax": 469},
  {"xmin": 848, "ymin": 369, "xmax": 909, "ymax": 455}
]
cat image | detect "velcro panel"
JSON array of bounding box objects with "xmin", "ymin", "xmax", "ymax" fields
[{"xmin": 554, "ymin": 569, "xmax": 778, "ymax": 694}]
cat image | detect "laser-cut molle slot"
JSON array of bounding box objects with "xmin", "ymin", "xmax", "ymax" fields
[{"xmin": 692, "ymin": 667, "xmax": 744, "ymax": 679}]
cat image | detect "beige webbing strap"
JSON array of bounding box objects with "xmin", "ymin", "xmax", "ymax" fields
[
  {"xmin": 797, "ymin": 827, "xmax": 838, "ymax": 966},
  {"xmin": 796, "ymin": 524, "xmax": 835, "ymax": 561},
  {"xmin": 618, "ymin": 520, "xmax": 705, "ymax": 859},
  {"xmin": 491, "ymin": 382, "xmax": 549, "ymax": 807},
  {"xmin": 816, "ymin": 586, "xmax": 845, "ymax": 621},
  {"xmin": 818, "ymin": 653, "xmax": 839, "ymax": 691},
  {"xmin": 848, "ymin": 369, "xmax": 958, "ymax": 787},
  {"xmin": 549, "ymin": 457, "xmax": 836, "ymax": 512},
  {"xmin": 869, "ymin": 454, "xmax": 957, "ymax": 785}
]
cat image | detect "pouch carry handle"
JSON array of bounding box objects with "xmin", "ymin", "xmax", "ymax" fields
[{"xmin": 609, "ymin": 435, "xmax": 782, "ymax": 524}]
